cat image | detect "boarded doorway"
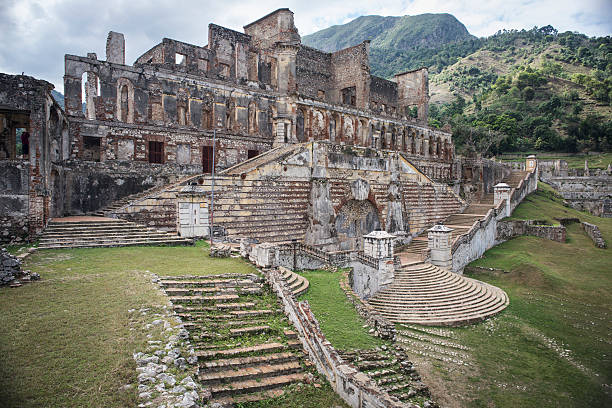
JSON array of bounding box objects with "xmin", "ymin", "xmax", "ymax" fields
[{"xmin": 178, "ymin": 201, "xmax": 209, "ymax": 237}]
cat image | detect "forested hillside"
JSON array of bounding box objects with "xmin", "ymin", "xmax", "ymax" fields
[{"xmin": 428, "ymin": 27, "xmax": 611, "ymax": 155}]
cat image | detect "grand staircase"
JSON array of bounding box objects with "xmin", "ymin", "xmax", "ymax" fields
[
  {"xmin": 37, "ymin": 217, "xmax": 192, "ymax": 249},
  {"xmin": 159, "ymin": 273, "xmax": 310, "ymax": 405},
  {"xmin": 367, "ymin": 262, "xmax": 509, "ymax": 326},
  {"xmin": 398, "ymin": 170, "xmax": 528, "ymax": 264}
]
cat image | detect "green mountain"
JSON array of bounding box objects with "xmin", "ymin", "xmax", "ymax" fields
[
  {"xmin": 303, "ymin": 13, "xmax": 473, "ymax": 53},
  {"xmin": 427, "ymin": 27, "xmax": 612, "ymax": 154}
]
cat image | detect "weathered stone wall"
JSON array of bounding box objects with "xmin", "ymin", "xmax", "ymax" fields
[
  {"xmin": 497, "ymin": 220, "xmax": 566, "ymax": 242},
  {"xmin": 266, "ymin": 269, "xmax": 409, "ymax": 408},
  {"xmin": 459, "ymin": 157, "xmax": 512, "ymax": 201},
  {"xmin": 581, "ymin": 221, "xmax": 607, "ymax": 248},
  {"xmin": 63, "ymin": 160, "xmax": 195, "ymax": 215},
  {"xmin": 544, "ymin": 176, "xmax": 612, "ymax": 217},
  {"xmin": 0, "ymin": 73, "xmax": 69, "ymax": 241},
  {"xmin": 0, "ymin": 161, "xmax": 29, "ymax": 243}
]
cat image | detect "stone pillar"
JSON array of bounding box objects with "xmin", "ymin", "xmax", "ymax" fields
[
  {"xmin": 494, "ymin": 182, "xmax": 512, "ymax": 216},
  {"xmin": 363, "ymin": 231, "xmax": 395, "ymax": 259},
  {"xmin": 363, "ymin": 230, "xmax": 395, "ymax": 287},
  {"xmin": 106, "ymin": 32, "xmax": 125, "ymax": 64},
  {"xmin": 427, "ymin": 224, "xmax": 453, "ymax": 269},
  {"xmin": 526, "ymin": 154, "xmax": 537, "ymax": 172}
]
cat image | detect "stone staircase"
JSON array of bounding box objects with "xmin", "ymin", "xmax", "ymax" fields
[
  {"xmin": 37, "ymin": 218, "xmax": 192, "ymax": 249},
  {"xmin": 159, "ymin": 273, "xmax": 310, "ymax": 405},
  {"xmin": 395, "ymin": 325, "xmax": 472, "ymax": 366},
  {"xmin": 338, "ymin": 348, "xmax": 432, "ymax": 405},
  {"xmin": 92, "ymin": 175, "xmax": 198, "ymax": 217},
  {"xmin": 398, "ymin": 170, "xmax": 528, "ymax": 264},
  {"xmin": 279, "ymin": 268, "xmax": 309, "ymax": 296},
  {"xmin": 366, "ymin": 262, "xmax": 509, "ymax": 326}
]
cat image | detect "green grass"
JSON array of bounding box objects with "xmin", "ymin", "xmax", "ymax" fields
[
  {"xmin": 298, "ymin": 270, "xmax": 386, "ymax": 351},
  {"xmin": 455, "ymin": 182, "xmax": 612, "ymax": 407},
  {"xmin": 237, "ymin": 381, "xmax": 348, "ymax": 408},
  {"xmin": 0, "ymin": 241, "xmax": 345, "ymax": 407}
]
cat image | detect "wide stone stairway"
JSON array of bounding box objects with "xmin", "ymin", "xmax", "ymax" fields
[
  {"xmin": 159, "ymin": 273, "xmax": 310, "ymax": 405},
  {"xmin": 37, "ymin": 217, "xmax": 192, "ymax": 249},
  {"xmin": 398, "ymin": 170, "xmax": 528, "ymax": 264},
  {"xmin": 367, "ymin": 262, "xmax": 509, "ymax": 326}
]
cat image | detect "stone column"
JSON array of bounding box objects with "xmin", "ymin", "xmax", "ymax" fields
[
  {"xmin": 363, "ymin": 230, "xmax": 396, "ymax": 286},
  {"xmin": 427, "ymin": 224, "xmax": 453, "ymax": 269},
  {"xmin": 494, "ymin": 182, "xmax": 512, "ymax": 216}
]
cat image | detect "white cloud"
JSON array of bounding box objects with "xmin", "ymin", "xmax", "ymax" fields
[{"xmin": 0, "ymin": 0, "xmax": 609, "ymax": 93}]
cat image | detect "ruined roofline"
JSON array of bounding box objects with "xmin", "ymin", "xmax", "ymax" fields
[
  {"xmin": 243, "ymin": 8, "xmax": 292, "ymax": 29},
  {"xmin": 394, "ymin": 67, "xmax": 428, "ymax": 77},
  {"xmin": 208, "ymin": 23, "xmax": 251, "ymax": 43},
  {"xmin": 330, "ymin": 40, "xmax": 370, "ymax": 56}
]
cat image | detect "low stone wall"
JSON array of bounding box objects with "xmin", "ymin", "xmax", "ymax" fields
[
  {"xmin": 581, "ymin": 222, "xmax": 607, "ymax": 248},
  {"xmin": 341, "ymin": 270, "xmax": 396, "ymax": 340},
  {"xmin": 497, "ymin": 220, "xmax": 566, "ymax": 243},
  {"xmin": 266, "ymin": 269, "xmax": 412, "ymax": 408},
  {"xmin": 349, "ymin": 259, "xmax": 394, "ymax": 300}
]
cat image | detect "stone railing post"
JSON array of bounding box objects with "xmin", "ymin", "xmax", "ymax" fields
[
  {"xmin": 427, "ymin": 224, "xmax": 453, "ymax": 269},
  {"xmin": 494, "ymin": 182, "xmax": 512, "ymax": 217},
  {"xmin": 363, "ymin": 230, "xmax": 395, "ymax": 286}
]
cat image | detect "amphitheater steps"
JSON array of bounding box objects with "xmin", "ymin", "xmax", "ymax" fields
[
  {"xmin": 367, "ymin": 262, "xmax": 509, "ymax": 326},
  {"xmin": 37, "ymin": 218, "xmax": 192, "ymax": 249},
  {"xmin": 395, "ymin": 325, "xmax": 472, "ymax": 366},
  {"xmin": 159, "ymin": 273, "xmax": 310, "ymax": 405}
]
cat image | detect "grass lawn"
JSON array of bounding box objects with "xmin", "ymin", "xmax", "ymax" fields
[
  {"xmin": 451, "ymin": 183, "xmax": 612, "ymax": 407},
  {"xmin": 298, "ymin": 270, "xmax": 386, "ymax": 351},
  {"xmin": 0, "ymin": 241, "xmax": 346, "ymax": 407}
]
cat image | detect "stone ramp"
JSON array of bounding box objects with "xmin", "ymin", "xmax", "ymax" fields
[
  {"xmin": 220, "ymin": 144, "xmax": 302, "ymax": 176},
  {"xmin": 367, "ymin": 262, "xmax": 509, "ymax": 326},
  {"xmin": 159, "ymin": 273, "xmax": 309, "ymax": 405},
  {"xmin": 37, "ymin": 217, "xmax": 192, "ymax": 249}
]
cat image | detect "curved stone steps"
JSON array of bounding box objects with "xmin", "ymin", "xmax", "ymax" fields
[
  {"xmin": 278, "ymin": 268, "xmax": 309, "ymax": 297},
  {"xmin": 367, "ymin": 262, "xmax": 509, "ymax": 326}
]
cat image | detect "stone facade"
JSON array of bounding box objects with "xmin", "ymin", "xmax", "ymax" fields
[{"xmin": 0, "ymin": 74, "xmax": 69, "ymax": 243}]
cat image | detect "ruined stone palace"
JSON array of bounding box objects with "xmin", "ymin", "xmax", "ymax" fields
[{"xmin": 1, "ymin": 8, "xmax": 476, "ymax": 247}]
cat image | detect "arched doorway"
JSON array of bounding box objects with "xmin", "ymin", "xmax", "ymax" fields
[{"xmin": 335, "ymin": 199, "xmax": 381, "ymax": 250}]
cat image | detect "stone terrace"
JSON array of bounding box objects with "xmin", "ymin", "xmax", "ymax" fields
[{"xmin": 159, "ymin": 273, "xmax": 311, "ymax": 405}]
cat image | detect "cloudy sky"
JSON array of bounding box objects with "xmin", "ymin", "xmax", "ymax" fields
[{"xmin": 1, "ymin": 0, "xmax": 610, "ymax": 93}]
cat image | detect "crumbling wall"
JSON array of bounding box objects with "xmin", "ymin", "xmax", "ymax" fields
[
  {"xmin": 330, "ymin": 42, "xmax": 370, "ymax": 109},
  {"xmin": 545, "ymin": 176, "xmax": 612, "ymax": 217},
  {"xmin": 581, "ymin": 222, "xmax": 607, "ymax": 248},
  {"xmin": 394, "ymin": 68, "xmax": 429, "ymax": 124},
  {"xmin": 496, "ymin": 220, "xmax": 566, "ymax": 242}
]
